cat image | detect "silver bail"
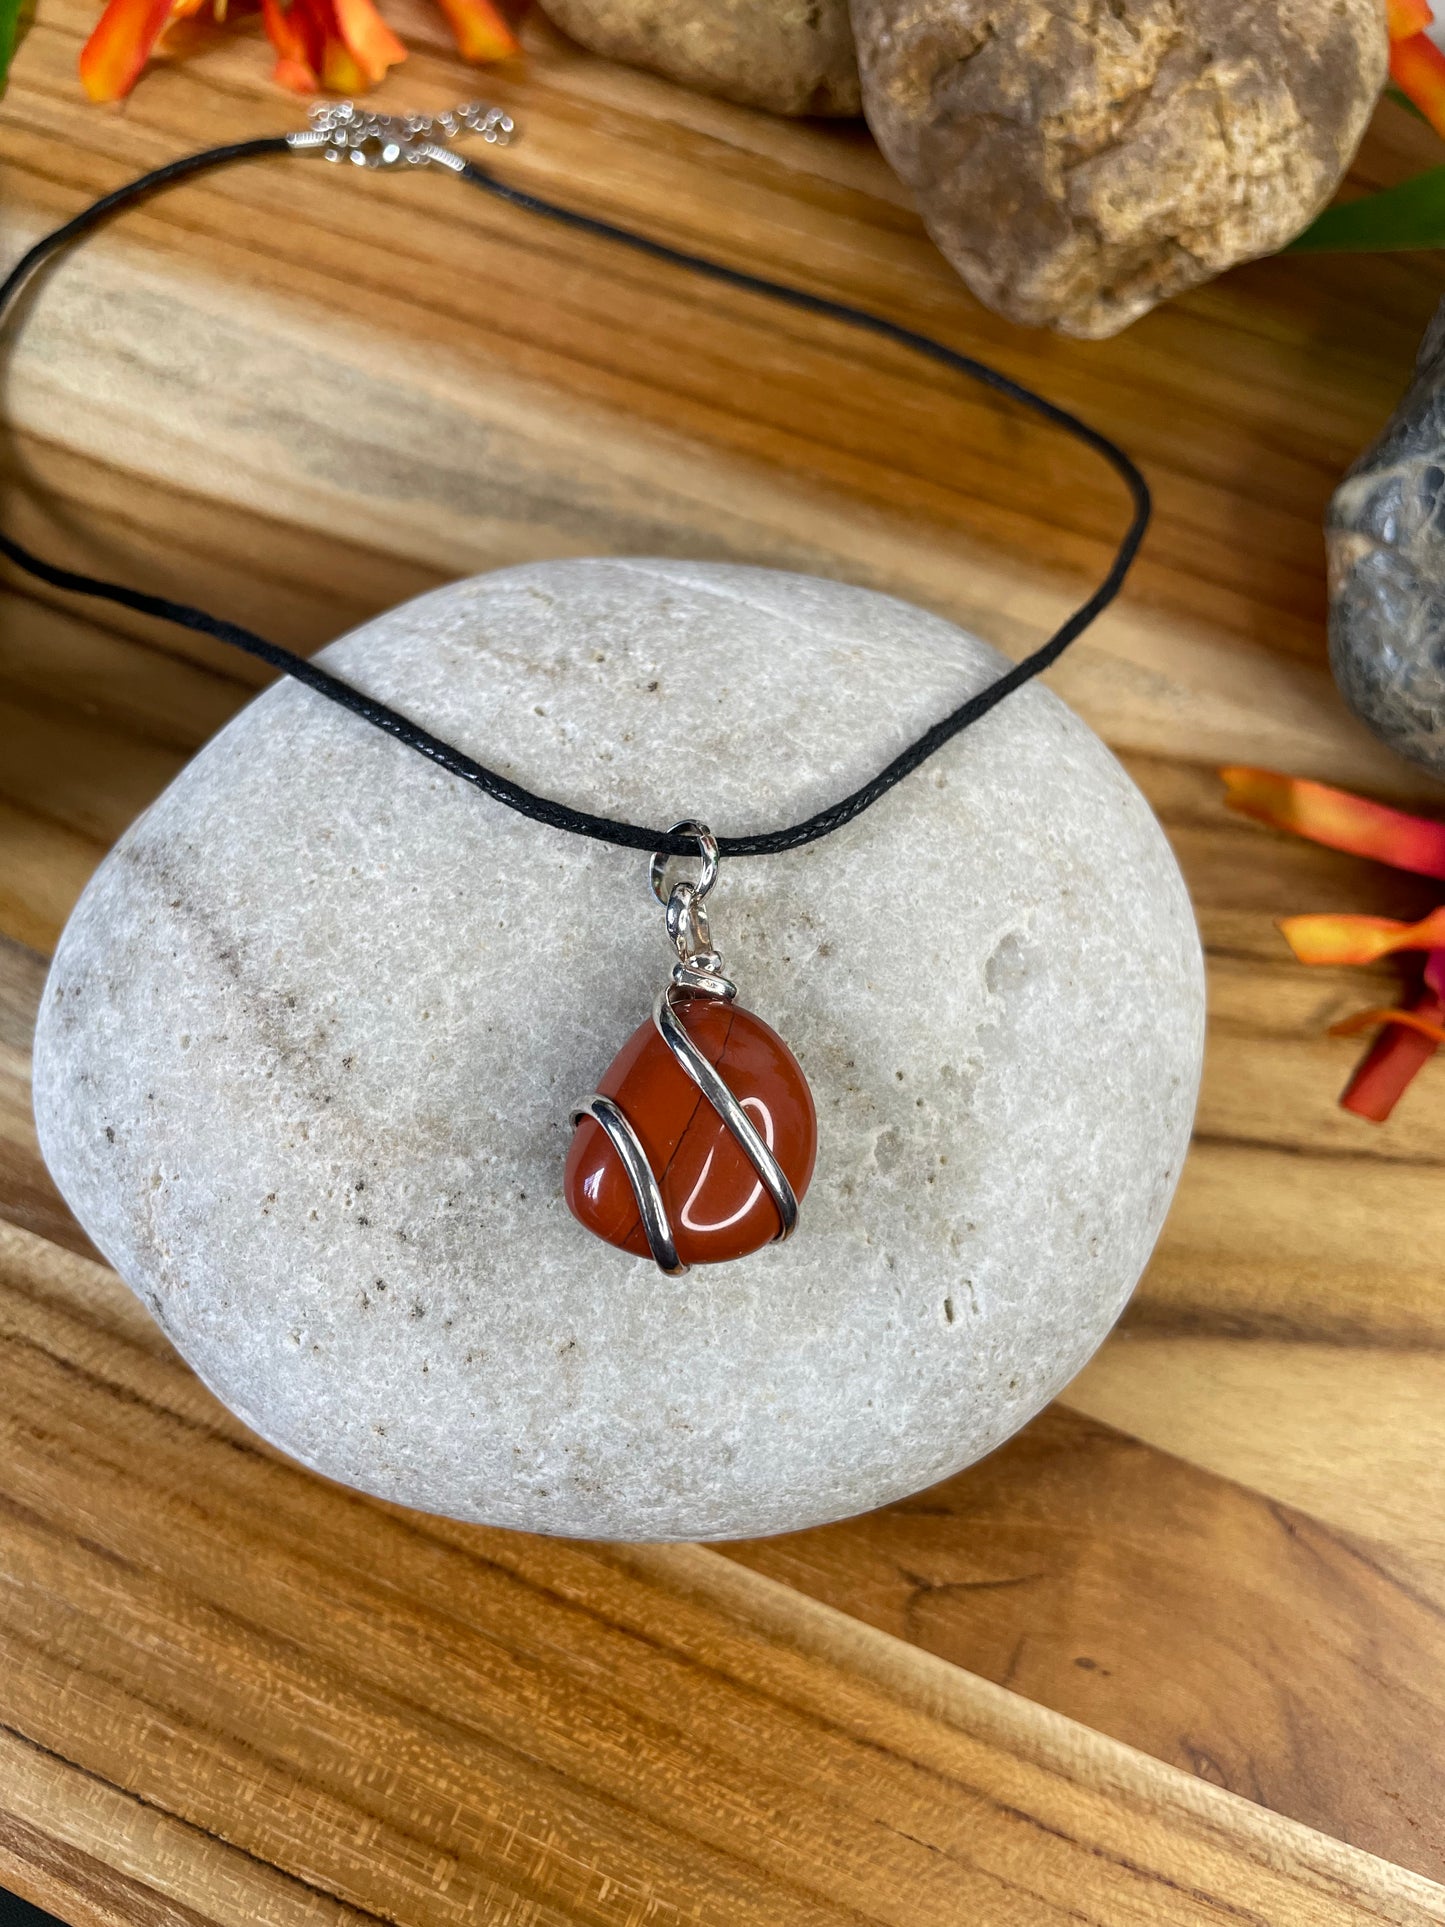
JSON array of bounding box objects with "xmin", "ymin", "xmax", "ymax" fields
[{"xmin": 649, "ymin": 822, "xmax": 735, "ymax": 1000}]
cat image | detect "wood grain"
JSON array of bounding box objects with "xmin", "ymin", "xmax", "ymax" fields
[
  {"xmin": 5, "ymin": 3, "xmax": 1445, "ymax": 1916},
  {"xmin": 726, "ymin": 1405, "xmax": 1445, "ymax": 1874},
  {"xmin": 0, "ymin": 1219, "xmax": 1441, "ymax": 1927}
]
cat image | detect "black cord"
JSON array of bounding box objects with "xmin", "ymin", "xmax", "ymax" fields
[{"xmin": 0, "ymin": 134, "xmax": 1151, "ymax": 861}]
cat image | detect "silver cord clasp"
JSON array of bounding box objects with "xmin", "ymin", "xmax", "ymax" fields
[
  {"xmin": 649, "ymin": 822, "xmax": 735, "ymax": 999},
  {"xmin": 286, "ymin": 100, "xmax": 515, "ymax": 168}
]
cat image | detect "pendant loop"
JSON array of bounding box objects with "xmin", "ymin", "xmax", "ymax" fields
[
  {"xmin": 648, "ymin": 820, "xmax": 719, "ymax": 907},
  {"xmin": 649, "ymin": 822, "xmax": 735, "ymax": 996},
  {"xmin": 664, "ymin": 880, "xmax": 711, "ymax": 962}
]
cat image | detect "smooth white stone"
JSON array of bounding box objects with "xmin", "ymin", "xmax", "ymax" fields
[{"xmin": 33, "ymin": 560, "xmax": 1203, "ymax": 1541}]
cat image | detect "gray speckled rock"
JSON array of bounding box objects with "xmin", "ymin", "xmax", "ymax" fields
[
  {"xmin": 1330, "ymin": 300, "xmax": 1445, "ymax": 779},
  {"xmin": 33, "ymin": 560, "xmax": 1203, "ymax": 1542}
]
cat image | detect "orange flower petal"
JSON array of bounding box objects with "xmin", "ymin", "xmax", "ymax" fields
[
  {"xmin": 331, "ymin": 0, "xmax": 405, "ymax": 82},
  {"xmin": 1340, "ymin": 984, "xmax": 1445, "ymax": 1121},
  {"xmin": 433, "ymin": 0, "xmax": 518, "ymax": 61},
  {"xmin": 261, "ymin": 0, "xmax": 319, "ymax": 87},
  {"xmin": 272, "ymin": 50, "xmax": 318, "ymax": 85},
  {"xmin": 79, "ymin": 0, "xmax": 176, "ymax": 98},
  {"xmin": 1328, "ymin": 1005, "xmax": 1445, "ymax": 1043},
  {"xmin": 320, "ymin": 33, "xmax": 369, "ymax": 88},
  {"xmin": 1222, "ymin": 767, "xmax": 1445, "ymax": 879},
  {"xmin": 1388, "ymin": 0, "xmax": 1433, "ymax": 38},
  {"xmin": 1279, "ymin": 907, "xmax": 1445, "ymax": 966},
  {"xmin": 1390, "ymin": 31, "xmax": 1445, "ymax": 138}
]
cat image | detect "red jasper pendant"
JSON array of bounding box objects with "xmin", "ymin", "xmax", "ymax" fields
[
  {"xmin": 566, "ymin": 821, "xmax": 817, "ymax": 1274},
  {"xmin": 567, "ymin": 996, "xmax": 816, "ymax": 1268}
]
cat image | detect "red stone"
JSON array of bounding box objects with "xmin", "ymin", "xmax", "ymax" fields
[{"xmin": 566, "ymin": 996, "xmax": 817, "ymax": 1266}]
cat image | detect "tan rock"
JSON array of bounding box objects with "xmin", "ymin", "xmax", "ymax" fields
[
  {"xmin": 538, "ymin": 0, "xmax": 861, "ymax": 116},
  {"xmin": 851, "ymin": 0, "xmax": 1386, "ymax": 337}
]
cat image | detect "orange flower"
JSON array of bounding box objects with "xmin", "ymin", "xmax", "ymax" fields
[
  {"xmin": 329, "ymin": 0, "xmax": 405, "ymax": 83},
  {"xmin": 80, "ymin": 0, "xmax": 175, "ymax": 100},
  {"xmin": 259, "ymin": 0, "xmax": 318, "ymax": 89},
  {"xmin": 1391, "ymin": 29, "xmax": 1445, "ymax": 138},
  {"xmin": 82, "ymin": 0, "xmax": 517, "ymax": 97},
  {"xmin": 1379, "ymin": 0, "xmax": 1445, "ymax": 138},
  {"xmin": 433, "ymin": 0, "xmax": 516, "ymax": 61},
  {"xmin": 1328, "ymin": 1005, "xmax": 1445, "ymax": 1044},
  {"xmin": 1388, "ymin": 0, "xmax": 1434, "ymax": 38},
  {"xmin": 1337, "ymin": 966, "xmax": 1445, "ymax": 1121},
  {"xmin": 1279, "ymin": 905, "xmax": 1445, "ymax": 965},
  {"xmin": 1220, "ymin": 767, "xmax": 1445, "ymax": 878},
  {"xmin": 1224, "ymin": 767, "xmax": 1445, "ymax": 1122}
]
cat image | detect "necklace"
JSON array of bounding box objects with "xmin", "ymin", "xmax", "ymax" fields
[{"xmin": 2, "ymin": 100, "xmax": 1151, "ymax": 1276}]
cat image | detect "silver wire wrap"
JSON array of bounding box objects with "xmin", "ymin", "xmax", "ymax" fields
[
  {"xmin": 570, "ymin": 823, "xmax": 801, "ymax": 1275},
  {"xmin": 570, "ymin": 1093, "xmax": 684, "ymax": 1276}
]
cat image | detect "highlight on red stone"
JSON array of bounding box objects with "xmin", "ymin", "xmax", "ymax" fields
[{"xmin": 566, "ymin": 998, "xmax": 816, "ymax": 1267}]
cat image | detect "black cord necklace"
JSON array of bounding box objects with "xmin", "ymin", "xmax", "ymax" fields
[
  {"xmin": 4, "ymin": 99, "xmax": 1152, "ymax": 1276},
  {"xmin": 1, "ymin": 100, "xmax": 1149, "ymax": 864}
]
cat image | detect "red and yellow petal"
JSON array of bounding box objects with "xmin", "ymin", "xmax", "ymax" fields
[
  {"xmin": 1279, "ymin": 906, "xmax": 1445, "ymax": 966},
  {"xmin": 330, "ymin": 0, "xmax": 405, "ymax": 82},
  {"xmin": 433, "ymin": 0, "xmax": 518, "ymax": 61},
  {"xmin": 260, "ymin": 0, "xmax": 319, "ymax": 87},
  {"xmin": 1338, "ymin": 980, "xmax": 1445, "ymax": 1122},
  {"xmin": 1329, "ymin": 1005, "xmax": 1445, "ymax": 1043},
  {"xmin": 79, "ymin": 0, "xmax": 175, "ymax": 98},
  {"xmin": 1390, "ymin": 30, "xmax": 1445, "ymax": 138},
  {"xmin": 1222, "ymin": 767, "xmax": 1445, "ymax": 879},
  {"xmin": 1388, "ymin": 0, "xmax": 1434, "ymax": 38},
  {"xmin": 319, "ymin": 34, "xmax": 369, "ymax": 89}
]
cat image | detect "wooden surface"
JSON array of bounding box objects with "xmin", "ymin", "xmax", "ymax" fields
[{"xmin": 4, "ymin": 6, "xmax": 1445, "ymax": 1920}]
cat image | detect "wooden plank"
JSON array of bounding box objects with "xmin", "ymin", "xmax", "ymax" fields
[
  {"xmin": 0, "ymin": 1219, "xmax": 1441, "ymax": 1927},
  {"xmin": 0, "ymin": 936, "xmax": 92, "ymax": 1258},
  {"xmin": 1066, "ymin": 1335, "xmax": 1445, "ymax": 1606},
  {"xmin": 725, "ymin": 1405, "xmax": 1445, "ymax": 1876},
  {"xmin": 0, "ymin": 1792, "xmax": 367, "ymax": 1927},
  {"xmin": 4, "ymin": 35, "xmax": 1445, "ymax": 804}
]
